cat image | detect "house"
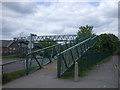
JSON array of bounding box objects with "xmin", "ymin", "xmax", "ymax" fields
[{"xmin": 0, "ymin": 40, "xmax": 28, "ymax": 56}]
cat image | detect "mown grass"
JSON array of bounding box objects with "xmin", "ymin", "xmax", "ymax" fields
[
  {"xmin": 1, "ymin": 54, "xmax": 26, "ymax": 59},
  {"xmin": 61, "ymin": 53, "xmax": 112, "ymax": 79},
  {"xmin": 2, "ymin": 70, "xmax": 25, "ymax": 84},
  {"xmin": 2, "ymin": 66, "xmax": 40, "ymax": 84}
]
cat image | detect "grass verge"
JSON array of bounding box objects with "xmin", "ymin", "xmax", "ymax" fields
[
  {"xmin": 2, "ymin": 70, "xmax": 25, "ymax": 84},
  {"xmin": 61, "ymin": 55, "xmax": 112, "ymax": 79},
  {"xmin": 1, "ymin": 54, "xmax": 26, "ymax": 59},
  {"xmin": 2, "ymin": 66, "xmax": 40, "ymax": 84}
]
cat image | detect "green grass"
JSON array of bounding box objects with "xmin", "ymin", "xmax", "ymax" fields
[
  {"xmin": 79, "ymin": 56, "xmax": 112, "ymax": 77},
  {"xmin": 1, "ymin": 54, "xmax": 26, "ymax": 59},
  {"xmin": 61, "ymin": 54, "xmax": 112, "ymax": 79},
  {"xmin": 2, "ymin": 70, "xmax": 25, "ymax": 84},
  {"xmin": 2, "ymin": 66, "xmax": 40, "ymax": 84}
]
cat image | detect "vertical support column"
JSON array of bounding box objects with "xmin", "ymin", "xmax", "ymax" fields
[
  {"xmin": 80, "ymin": 46, "xmax": 83, "ymax": 72},
  {"xmin": 26, "ymin": 34, "xmax": 36, "ymax": 75},
  {"xmin": 28, "ymin": 34, "xmax": 32, "ymax": 54},
  {"xmin": 27, "ymin": 34, "xmax": 33, "ymax": 74},
  {"xmin": 74, "ymin": 62, "xmax": 78, "ymax": 81},
  {"xmin": 57, "ymin": 55, "xmax": 62, "ymax": 78}
]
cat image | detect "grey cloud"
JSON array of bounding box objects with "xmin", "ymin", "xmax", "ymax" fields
[
  {"xmin": 118, "ymin": 2, "xmax": 120, "ymax": 18},
  {"xmin": 2, "ymin": 2, "xmax": 36, "ymax": 14}
]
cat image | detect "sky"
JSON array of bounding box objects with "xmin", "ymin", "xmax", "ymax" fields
[{"xmin": 1, "ymin": 0, "xmax": 119, "ymax": 40}]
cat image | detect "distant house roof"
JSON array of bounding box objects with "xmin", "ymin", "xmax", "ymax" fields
[
  {"xmin": 0, "ymin": 40, "xmax": 13, "ymax": 47},
  {"xmin": 0, "ymin": 40, "xmax": 28, "ymax": 48}
]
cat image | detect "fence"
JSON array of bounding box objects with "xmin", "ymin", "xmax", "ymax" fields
[
  {"xmin": 25, "ymin": 36, "xmax": 90, "ymax": 74},
  {"xmin": 78, "ymin": 50, "xmax": 112, "ymax": 73},
  {"xmin": 1, "ymin": 59, "xmax": 25, "ymax": 75},
  {"xmin": 57, "ymin": 36, "xmax": 98, "ymax": 78}
]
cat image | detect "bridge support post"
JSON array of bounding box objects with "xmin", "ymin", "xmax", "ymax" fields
[
  {"xmin": 57, "ymin": 56, "xmax": 62, "ymax": 78},
  {"xmin": 74, "ymin": 62, "xmax": 78, "ymax": 81}
]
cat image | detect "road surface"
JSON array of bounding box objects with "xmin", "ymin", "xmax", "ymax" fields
[
  {"xmin": 1, "ymin": 58, "xmax": 50, "ymax": 74},
  {"xmin": 3, "ymin": 55, "xmax": 119, "ymax": 88}
]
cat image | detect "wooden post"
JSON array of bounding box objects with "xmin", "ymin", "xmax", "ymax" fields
[{"xmin": 74, "ymin": 62, "xmax": 78, "ymax": 81}]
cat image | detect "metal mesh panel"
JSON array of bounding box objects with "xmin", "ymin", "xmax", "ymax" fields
[
  {"xmin": 71, "ymin": 48, "xmax": 78, "ymax": 61},
  {"xmin": 26, "ymin": 44, "xmax": 62, "ymax": 74},
  {"xmin": 60, "ymin": 57, "xmax": 67, "ymax": 75},
  {"xmin": 63, "ymin": 51, "xmax": 73, "ymax": 67},
  {"xmin": 57, "ymin": 36, "xmax": 98, "ymax": 78}
]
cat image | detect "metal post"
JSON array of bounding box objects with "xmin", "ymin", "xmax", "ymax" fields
[
  {"xmin": 26, "ymin": 33, "xmax": 36, "ymax": 74},
  {"xmin": 74, "ymin": 62, "xmax": 78, "ymax": 81},
  {"xmin": 28, "ymin": 34, "xmax": 32, "ymax": 54},
  {"xmin": 57, "ymin": 55, "xmax": 62, "ymax": 78},
  {"xmin": 28, "ymin": 33, "xmax": 37, "ymax": 54}
]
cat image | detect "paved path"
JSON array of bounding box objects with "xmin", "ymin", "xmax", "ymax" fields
[{"xmin": 3, "ymin": 55, "xmax": 119, "ymax": 88}]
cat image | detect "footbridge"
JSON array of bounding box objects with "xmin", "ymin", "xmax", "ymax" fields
[{"xmin": 14, "ymin": 34, "xmax": 97, "ymax": 78}]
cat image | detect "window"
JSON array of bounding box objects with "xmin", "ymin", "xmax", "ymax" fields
[{"xmin": 13, "ymin": 48, "xmax": 15, "ymax": 50}]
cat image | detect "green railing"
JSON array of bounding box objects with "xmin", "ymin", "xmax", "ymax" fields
[
  {"xmin": 79, "ymin": 50, "xmax": 112, "ymax": 73},
  {"xmin": 25, "ymin": 36, "xmax": 90, "ymax": 74},
  {"xmin": 25, "ymin": 44, "xmax": 62, "ymax": 74},
  {"xmin": 57, "ymin": 36, "xmax": 98, "ymax": 78}
]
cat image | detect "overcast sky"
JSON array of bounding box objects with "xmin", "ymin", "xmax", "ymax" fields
[{"xmin": 1, "ymin": 0, "xmax": 119, "ymax": 40}]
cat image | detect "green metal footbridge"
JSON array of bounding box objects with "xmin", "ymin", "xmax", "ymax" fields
[{"xmin": 14, "ymin": 34, "xmax": 98, "ymax": 78}]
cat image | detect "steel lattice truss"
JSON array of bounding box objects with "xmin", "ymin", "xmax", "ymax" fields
[{"xmin": 14, "ymin": 35, "xmax": 77, "ymax": 42}]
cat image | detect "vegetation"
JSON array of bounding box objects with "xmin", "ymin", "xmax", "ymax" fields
[
  {"xmin": 1, "ymin": 54, "xmax": 26, "ymax": 59},
  {"xmin": 61, "ymin": 25, "xmax": 119, "ymax": 79},
  {"xmin": 77, "ymin": 25, "xmax": 95, "ymax": 39},
  {"xmin": 2, "ymin": 70, "xmax": 25, "ymax": 84},
  {"xmin": 77, "ymin": 25, "xmax": 120, "ymax": 53},
  {"xmin": 2, "ymin": 66, "xmax": 39, "ymax": 84},
  {"xmin": 38, "ymin": 38, "xmax": 57, "ymax": 48},
  {"xmin": 93, "ymin": 33, "xmax": 120, "ymax": 53},
  {"xmin": 61, "ymin": 51, "xmax": 112, "ymax": 79}
]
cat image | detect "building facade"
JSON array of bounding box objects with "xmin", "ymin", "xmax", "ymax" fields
[{"xmin": 0, "ymin": 40, "xmax": 28, "ymax": 56}]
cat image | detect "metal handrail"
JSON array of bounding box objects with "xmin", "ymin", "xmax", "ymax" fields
[
  {"xmin": 57, "ymin": 37, "xmax": 91, "ymax": 55},
  {"xmin": 27, "ymin": 44, "xmax": 61, "ymax": 55},
  {"xmin": 57, "ymin": 36, "xmax": 98, "ymax": 78}
]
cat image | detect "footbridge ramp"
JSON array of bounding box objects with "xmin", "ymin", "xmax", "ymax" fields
[{"xmin": 14, "ymin": 35, "xmax": 97, "ymax": 78}]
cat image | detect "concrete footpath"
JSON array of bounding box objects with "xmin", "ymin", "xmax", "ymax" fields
[{"xmin": 3, "ymin": 55, "xmax": 119, "ymax": 88}]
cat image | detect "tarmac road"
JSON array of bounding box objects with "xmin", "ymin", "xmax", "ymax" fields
[
  {"xmin": 1, "ymin": 58, "xmax": 50, "ymax": 74},
  {"xmin": 3, "ymin": 55, "xmax": 119, "ymax": 88}
]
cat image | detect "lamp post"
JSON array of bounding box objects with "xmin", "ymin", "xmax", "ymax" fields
[
  {"xmin": 28, "ymin": 33, "xmax": 37, "ymax": 54},
  {"xmin": 26, "ymin": 33, "xmax": 37, "ymax": 74}
]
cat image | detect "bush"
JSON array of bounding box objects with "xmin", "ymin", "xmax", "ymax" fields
[{"xmin": 93, "ymin": 33, "xmax": 120, "ymax": 53}]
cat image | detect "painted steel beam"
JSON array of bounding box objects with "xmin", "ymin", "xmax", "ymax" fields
[{"xmin": 14, "ymin": 35, "xmax": 77, "ymax": 42}]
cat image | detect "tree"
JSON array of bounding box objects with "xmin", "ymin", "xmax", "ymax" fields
[
  {"xmin": 77, "ymin": 25, "xmax": 95, "ymax": 39},
  {"xmin": 94, "ymin": 33, "xmax": 120, "ymax": 53}
]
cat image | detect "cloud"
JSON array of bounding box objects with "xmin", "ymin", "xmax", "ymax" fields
[
  {"xmin": 1, "ymin": 1, "xmax": 118, "ymax": 40},
  {"xmin": 2, "ymin": 2, "xmax": 37, "ymax": 14}
]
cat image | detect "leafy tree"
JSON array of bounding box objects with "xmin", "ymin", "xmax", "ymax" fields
[
  {"xmin": 94, "ymin": 33, "xmax": 120, "ymax": 53},
  {"xmin": 77, "ymin": 25, "xmax": 95, "ymax": 39}
]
